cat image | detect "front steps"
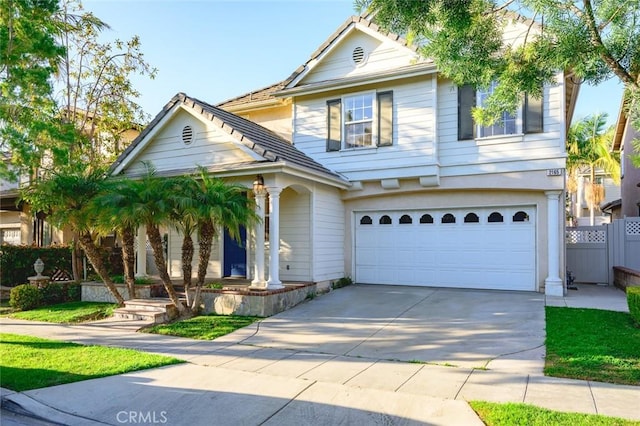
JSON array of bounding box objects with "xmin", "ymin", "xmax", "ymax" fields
[{"xmin": 113, "ymin": 299, "xmax": 178, "ymax": 324}]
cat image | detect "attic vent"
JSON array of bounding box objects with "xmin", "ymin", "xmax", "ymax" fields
[
  {"xmin": 182, "ymin": 125, "xmax": 193, "ymax": 145},
  {"xmin": 352, "ymin": 46, "xmax": 365, "ymax": 65}
]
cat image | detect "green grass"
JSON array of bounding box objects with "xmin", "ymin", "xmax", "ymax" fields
[
  {"xmin": 545, "ymin": 307, "xmax": 640, "ymax": 385},
  {"xmin": 470, "ymin": 401, "xmax": 640, "ymax": 426},
  {"xmin": 6, "ymin": 302, "xmax": 117, "ymax": 323},
  {"xmin": 0, "ymin": 333, "xmax": 183, "ymax": 391},
  {"xmin": 143, "ymin": 314, "xmax": 261, "ymax": 340}
]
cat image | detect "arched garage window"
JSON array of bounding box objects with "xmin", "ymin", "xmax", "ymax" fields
[
  {"xmin": 441, "ymin": 213, "xmax": 456, "ymax": 224},
  {"xmin": 379, "ymin": 215, "xmax": 392, "ymax": 225},
  {"xmin": 399, "ymin": 214, "xmax": 412, "ymax": 224},
  {"xmin": 488, "ymin": 212, "xmax": 504, "ymax": 223},
  {"xmin": 464, "ymin": 213, "xmax": 479, "ymax": 223},
  {"xmin": 360, "ymin": 215, "xmax": 372, "ymax": 225},
  {"xmin": 513, "ymin": 211, "xmax": 530, "ymax": 222},
  {"xmin": 420, "ymin": 214, "xmax": 433, "ymax": 224}
]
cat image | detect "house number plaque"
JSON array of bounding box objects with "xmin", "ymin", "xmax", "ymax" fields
[{"xmin": 546, "ymin": 168, "xmax": 564, "ymax": 176}]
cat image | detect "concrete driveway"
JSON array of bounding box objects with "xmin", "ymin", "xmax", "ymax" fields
[
  {"xmin": 9, "ymin": 285, "xmax": 637, "ymax": 425},
  {"xmin": 244, "ymin": 284, "xmax": 546, "ymax": 370}
]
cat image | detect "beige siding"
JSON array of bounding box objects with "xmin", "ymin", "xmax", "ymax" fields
[
  {"xmin": 239, "ymin": 104, "xmax": 292, "ymax": 141},
  {"xmin": 437, "ymin": 77, "xmax": 565, "ymax": 177},
  {"xmin": 312, "ymin": 185, "xmax": 345, "ymax": 281},
  {"xmin": 123, "ymin": 109, "xmax": 255, "ymax": 176},
  {"xmin": 279, "ymin": 187, "xmax": 311, "ymax": 281},
  {"xmin": 167, "ymin": 227, "xmax": 221, "ymax": 279},
  {"xmin": 293, "ymin": 77, "xmax": 436, "ymax": 181},
  {"xmin": 301, "ymin": 29, "xmax": 419, "ymax": 85}
]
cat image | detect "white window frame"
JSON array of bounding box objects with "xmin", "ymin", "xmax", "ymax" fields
[{"xmin": 343, "ymin": 91, "xmax": 377, "ymax": 149}]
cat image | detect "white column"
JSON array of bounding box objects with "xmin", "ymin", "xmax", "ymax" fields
[
  {"xmin": 135, "ymin": 225, "xmax": 147, "ymax": 277},
  {"xmin": 545, "ymin": 191, "xmax": 564, "ymax": 296},
  {"xmin": 266, "ymin": 187, "xmax": 284, "ymax": 289},
  {"xmin": 250, "ymin": 190, "xmax": 267, "ymax": 289}
]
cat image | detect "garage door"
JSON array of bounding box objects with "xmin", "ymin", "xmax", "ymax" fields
[{"xmin": 355, "ymin": 206, "xmax": 536, "ymax": 291}]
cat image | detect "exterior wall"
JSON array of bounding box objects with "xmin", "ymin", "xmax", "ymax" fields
[
  {"xmin": 279, "ymin": 187, "xmax": 312, "ymax": 281},
  {"xmin": 237, "ymin": 104, "xmax": 292, "ymax": 141},
  {"xmin": 621, "ymin": 124, "xmax": 640, "ymax": 217},
  {"xmin": 0, "ymin": 211, "xmax": 21, "ymax": 245},
  {"xmin": 293, "ymin": 76, "xmax": 437, "ymax": 182},
  {"xmin": 167, "ymin": 227, "xmax": 222, "ymax": 279},
  {"xmin": 437, "ymin": 77, "xmax": 565, "ymax": 177},
  {"xmin": 300, "ymin": 28, "xmax": 419, "ymax": 85},
  {"xmin": 312, "ymin": 184, "xmax": 345, "ymax": 282},
  {"xmin": 122, "ymin": 108, "xmax": 256, "ymax": 176}
]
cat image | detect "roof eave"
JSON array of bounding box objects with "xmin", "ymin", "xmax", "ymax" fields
[{"xmin": 275, "ymin": 63, "xmax": 437, "ymax": 98}]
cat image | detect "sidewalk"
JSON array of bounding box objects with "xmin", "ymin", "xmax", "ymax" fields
[{"xmin": 1, "ymin": 284, "xmax": 638, "ymax": 425}]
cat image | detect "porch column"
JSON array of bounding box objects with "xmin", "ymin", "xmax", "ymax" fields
[
  {"xmin": 135, "ymin": 225, "xmax": 147, "ymax": 277},
  {"xmin": 266, "ymin": 186, "xmax": 284, "ymax": 289},
  {"xmin": 250, "ymin": 189, "xmax": 267, "ymax": 289},
  {"xmin": 545, "ymin": 191, "xmax": 564, "ymax": 296}
]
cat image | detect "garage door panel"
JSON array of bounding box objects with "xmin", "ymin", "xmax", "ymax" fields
[{"xmin": 355, "ymin": 207, "xmax": 536, "ymax": 291}]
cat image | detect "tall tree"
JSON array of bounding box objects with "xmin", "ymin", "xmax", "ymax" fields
[
  {"xmin": 54, "ymin": 0, "xmax": 156, "ymax": 170},
  {"xmin": 20, "ymin": 164, "xmax": 126, "ymax": 306},
  {"xmin": 0, "ymin": 0, "xmax": 70, "ymax": 180},
  {"xmin": 567, "ymin": 113, "xmax": 620, "ymax": 225},
  {"xmin": 356, "ymin": 0, "xmax": 640, "ymax": 134}
]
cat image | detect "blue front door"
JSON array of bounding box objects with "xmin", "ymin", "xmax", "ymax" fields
[{"xmin": 223, "ymin": 226, "xmax": 246, "ymax": 277}]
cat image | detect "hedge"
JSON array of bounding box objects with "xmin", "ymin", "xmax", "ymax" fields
[
  {"xmin": 628, "ymin": 287, "xmax": 640, "ymax": 325},
  {"xmin": 0, "ymin": 245, "xmax": 73, "ymax": 286}
]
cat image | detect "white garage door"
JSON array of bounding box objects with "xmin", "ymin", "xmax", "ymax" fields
[{"xmin": 355, "ymin": 207, "xmax": 536, "ymax": 291}]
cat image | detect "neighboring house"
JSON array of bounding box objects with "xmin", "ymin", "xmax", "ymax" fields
[
  {"xmin": 111, "ymin": 15, "xmax": 578, "ymax": 296},
  {"xmin": 605, "ymin": 101, "xmax": 640, "ymax": 218},
  {"xmin": 570, "ymin": 169, "xmax": 621, "ymax": 226}
]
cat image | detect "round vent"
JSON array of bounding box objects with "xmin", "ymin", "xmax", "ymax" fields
[
  {"xmin": 182, "ymin": 125, "xmax": 193, "ymax": 145},
  {"xmin": 352, "ymin": 46, "xmax": 365, "ymax": 65}
]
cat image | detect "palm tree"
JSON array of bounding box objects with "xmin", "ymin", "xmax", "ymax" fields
[
  {"xmin": 91, "ymin": 177, "xmax": 142, "ymax": 300},
  {"xmin": 21, "ymin": 166, "xmax": 126, "ymax": 306},
  {"xmin": 567, "ymin": 113, "xmax": 620, "ymax": 225},
  {"xmin": 128, "ymin": 164, "xmax": 187, "ymax": 315},
  {"xmin": 189, "ymin": 167, "xmax": 257, "ymax": 312}
]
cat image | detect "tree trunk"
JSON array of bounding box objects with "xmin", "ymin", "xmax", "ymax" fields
[
  {"xmin": 193, "ymin": 219, "xmax": 215, "ymax": 313},
  {"xmin": 121, "ymin": 226, "xmax": 137, "ymax": 299},
  {"xmin": 71, "ymin": 233, "xmax": 80, "ymax": 281},
  {"xmin": 590, "ymin": 166, "xmax": 596, "ymax": 226},
  {"xmin": 78, "ymin": 231, "xmax": 125, "ymax": 306},
  {"xmin": 181, "ymin": 232, "xmax": 194, "ymax": 307},
  {"xmin": 146, "ymin": 223, "xmax": 186, "ymax": 315}
]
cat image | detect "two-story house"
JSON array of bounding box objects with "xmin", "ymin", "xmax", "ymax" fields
[{"xmin": 111, "ymin": 15, "xmax": 577, "ymax": 296}]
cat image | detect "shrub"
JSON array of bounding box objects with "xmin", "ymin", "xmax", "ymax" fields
[
  {"xmin": 206, "ymin": 282, "xmax": 224, "ymax": 290},
  {"xmin": 9, "ymin": 284, "xmax": 43, "ymax": 311},
  {"xmin": 332, "ymin": 276, "xmax": 353, "ymax": 289},
  {"xmin": 66, "ymin": 282, "xmax": 82, "ymax": 302},
  {"xmin": 628, "ymin": 287, "xmax": 640, "ymax": 325},
  {"xmin": 40, "ymin": 283, "xmax": 65, "ymax": 305},
  {"xmin": 0, "ymin": 245, "xmax": 72, "ymax": 286}
]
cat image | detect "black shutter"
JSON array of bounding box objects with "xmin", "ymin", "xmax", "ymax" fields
[
  {"xmin": 377, "ymin": 91, "xmax": 393, "ymax": 146},
  {"xmin": 327, "ymin": 99, "xmax": 341, "ymax": 151},
  {"xmin": 524, "ymin": 93, "xmax": 543, "ymax": 133},
  {"xmin": 458, "ymin": 84, "xmax": 476, "ymax": 140}
]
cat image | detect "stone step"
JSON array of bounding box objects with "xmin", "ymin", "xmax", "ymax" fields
[
  {"xmin": 123, "ymin": 298, "xmax": 174, "ymax": 312},
  {"xmin": 113, "ymin": 307, "xmax": 167, "ymax": 323}
]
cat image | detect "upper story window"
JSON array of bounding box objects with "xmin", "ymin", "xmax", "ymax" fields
[
  {"xmin": 327, "ymin": 91, "xmax": 393, "ymax": 151},
  {"xmin": 458, "ymin": 83, "xmax": 543, "ymax": 140}
]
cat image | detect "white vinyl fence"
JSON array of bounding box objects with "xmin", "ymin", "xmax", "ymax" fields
[{"xmin": 566, "ymin": 217, "xmax": 640, "ymax": 285}]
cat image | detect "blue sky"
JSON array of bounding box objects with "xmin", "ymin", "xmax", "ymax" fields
[{"xmin": 83, "ymin": 0, "xmax": 624, "ymax": 127}]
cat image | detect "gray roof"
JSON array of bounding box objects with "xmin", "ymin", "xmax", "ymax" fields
[{"xmin": 111, "ymin": 93, "xmax": 343, "ymax": 181}]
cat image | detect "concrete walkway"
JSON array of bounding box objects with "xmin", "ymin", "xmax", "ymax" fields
[{"xmin": 1, "ymin": 284, "xmax": 638, "ymax": 425}]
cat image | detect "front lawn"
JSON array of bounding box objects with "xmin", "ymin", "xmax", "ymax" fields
[
  {"xmin": 143, "ymin": 314, "xmax": 261, "ymax": 340},
  {"xmin": 6, "ymin": 301, "xmax": 117, "ymax": 323},
  {"xmin": 0, "ymin": 333, "xmax": 183, "ymax": 391},
  {"xmin": 470, "ymin": 401, "xmax": 639, "ymax": 426},
  {"xmin": 545, "ymin": 307, "xmax": 640, "ymax": 385}
]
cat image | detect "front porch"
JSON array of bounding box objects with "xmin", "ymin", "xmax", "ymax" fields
[{"xmin": 82, "ymin": 278, "xmax": 320, "ymax": 319}]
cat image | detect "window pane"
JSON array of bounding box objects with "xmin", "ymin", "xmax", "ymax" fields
[{"xmin": 478, "ymin": 82, "xmax": 517, "ymax": 137}]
